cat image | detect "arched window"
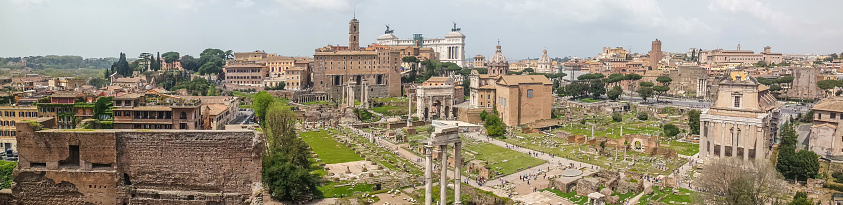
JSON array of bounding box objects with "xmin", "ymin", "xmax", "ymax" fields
[
  {"xmin": 527, "ymin": 89, "xmax": 534, "ymax": 98},
  {"xmin": 180, "ymin": 112, "xmax": 187, "ymax": 119}
]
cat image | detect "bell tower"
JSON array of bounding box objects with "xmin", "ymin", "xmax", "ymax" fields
[{"xmin": 349, "ymin": 18, "xmax": 360, "ymax": 50}]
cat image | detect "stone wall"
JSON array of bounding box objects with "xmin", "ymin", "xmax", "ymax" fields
[{"xmin": 10, "ymin": 121, "xmax": 263, "ymax": 204}]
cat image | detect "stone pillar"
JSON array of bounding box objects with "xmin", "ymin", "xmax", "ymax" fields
[
  {"xmin": 720, "ymin": 122, "xmax": 725, "ymax": 158},
  {"xmin": 700, "ymin": 121, "xmax": 707, "ymax": 159},
  {"xmin": 425, "ymin": 145, "xmax": 433, "ymax": 205},
  {"xmin": 742, "ymin": 124, "xmax": 749, "ymax": 161},
  {"xmin": 454, "ymin": 142, "xmax": 462, "ymax": 205},
  {"xmin": 755, "ymin": 125, "xmax": 763, "ymax": 162},
  {"xmin": 440, "ymin": 144, "xmax": 448, "ymax": 205},
  {"xmin": 732, "ymin": 124, "xmax": 738, "ymax": 159},
  {"xmin": 408, "ymin": 95, "xmax": 413, "ymax": 127}
]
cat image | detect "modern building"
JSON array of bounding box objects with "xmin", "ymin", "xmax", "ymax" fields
[
  {"xmin": 0, "ymin": 105, "xmax": 39, "ymax": 152},
  {"xmin": 36, "ymin": 92, "xmax": 95, "ymax": 129},
  {"xmin": 312, "ymin": 17, "xmax": 403, "ymax": 101},
  {"xmin": 180, "ymin": 96, "xmax": 240, "ymax": 130},
  {"xmin": 111, "ymin": 93, "xmax": 203, "ymax": 130},
  {"xmin": 473, "ymin": 55, "xmax": 486, "ymax": 68},
  {"xmin": 699, "ymin": 71, "xmax": 781, "ymax": 162},
  {"xmin": 376, "ymin": 24, "xmax": 466, "ymax": 67}
]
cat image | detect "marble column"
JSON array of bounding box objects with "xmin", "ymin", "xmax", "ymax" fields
[
  {"xmin": 408, "ymin": 95, "xmax": 413, "ymax": 127},
  {"xmin": 742, "ymin": 124, "xmax": 749, "ymax": 161},
  {"xmin": 755, "ymin": 125, "xmax": 763, "ymax": 162},
  {"xmin": 425, "ymin": 145, "xmax": 433, "ymax": 205},
  {"xmin": 440, "ymin": 144, "xmax": 448, "ymax": 205},
  {"xmin": 454, "ymin": 142, "xmax": 462, "ymax": 205}
]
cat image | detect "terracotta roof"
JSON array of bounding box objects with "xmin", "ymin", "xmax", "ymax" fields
[
  {"xmin": 496, "ymin": 75, "xmax": 552, "ymax": 86},
  {"xmin": 131, "ymin": 106, "xmax": 172, "ymax": 111},
  {"xmin": 51, "ymin": 92, "xmax": 82, "ymax": 98},
  {"xmin": 114, "ymin": 93, "xmax": 144, "ymax": 100},
  {"xmin": 179, "ymin": 96, "xmax": 236, "ymax": 104},
  {"xmin": 208, "ymin": 104, "xmax": 228, "ymax": 116},
  {"xmin": 811, "ymin": 123, "xmax": 837, "ymax": 129},
  {"xmin": 814, "ymin": 98, "xmax": 843, "ymax": 112}
]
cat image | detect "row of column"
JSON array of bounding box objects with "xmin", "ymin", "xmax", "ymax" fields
[
  {"xmin": 700, "ymin": 121, "xmax": 763, "ymax": 161},
  {"xmin": 425, "ymin": 142, "xmax": 462, "ymax": 205},
  {"xmin": 297, "ymin": 95, "xmax": 328, "ymax": 103}
]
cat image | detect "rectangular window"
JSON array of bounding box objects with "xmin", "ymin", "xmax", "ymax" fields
[
  {"xmin": 833, "ymin": 113, "xmax": 837, "ymax": 119},
  {"xmin": 527, "ymin": 89, "xmax": 534, "ymax": 98},
  {"xmin": 733, "ymin": 96, "xmax": 741, "ymax": 108}
]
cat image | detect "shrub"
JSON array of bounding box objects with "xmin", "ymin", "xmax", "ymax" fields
[
  {"xmin": 637, "ymin": 112, "xmax": 649, "ymax": 121},
  {"xmin": 833, "ymin": 172, "xmax": 843, "ymax": 183},
  {"xmin": 612, "ymin": 113, "xmax": 623, "ymax": 122},
  {"xmin": 662, "ymin": 124, "xmax": 680, "ymax": 137}
]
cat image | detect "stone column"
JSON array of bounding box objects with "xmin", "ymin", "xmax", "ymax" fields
[
  {"xmin": 440, "ymin": 144, "xmax": 448, "ymax": 205},
  {"xmin": 720, "ymin": 122, "xmax": 725, "ymax": 158},
  {"xmin": 742, "ymin": 124, "xmax": 749, "ymax": 161},
  {"xmin": 408, "ymin": 95, "xmax": 413, "ymax": 127},
  {"xmin": 755, "ymin": 125, "xmax": 763, "ymax": 162},
  {"xmin": 732, "ymin": 124, "xmax": 738, "ymax": 159},
  {"xmin": 425, "ymin": 145, "xmax": 433, "ymax": 205},
  {"xmin": 700, "ymin": 121, "xmax": 707, "ymax": 159},
  {"xmin": 454, "ymin": 142, "xmax": 462, "ymax": 205}
]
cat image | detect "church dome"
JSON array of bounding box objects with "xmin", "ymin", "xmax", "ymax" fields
[
  {"xmin": 538, "ymin": 49, "xmax": 551, "ymax": 63},
  {"xmin": 489, "ymin": 43, "xmax": 507, "ymax": 65}
]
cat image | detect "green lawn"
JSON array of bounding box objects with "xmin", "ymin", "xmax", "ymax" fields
[
  {"xmin": 301, "ymin": 131, "xmax": 363, "ymax": 164},
  {"xmin": 659, "ymin": 141, "xmax": 699, "ymax": 156},
  {"xmin": 544, "ymin": 189, "xmax": 588, "ymax": 204},
  {"xmin": 637, "ymin": 187, "xmax": 692, "ymax": 205},
  {"xmin": 301, "ymin": 101, "xmax": 334, "ymax": 106},
  {"xmin": 317, "ymin": 181, "xmax": 377, "ymax": 198},
  {"xmin": 463, "ymin": 139, "xmax": 545, "ymax": 177},
  {"xmin": 371, "ymin": 105, "xmax": 414, "ymax": 116},
  {"xmin": 579, "ymin": 98, "xmax": 603, "ymax": 103}
]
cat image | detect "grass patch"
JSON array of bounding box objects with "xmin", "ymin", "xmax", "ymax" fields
[
  {"xmin": 577, "ymin": 98, "xmax": 603, "ymax": 103},
  {"xmin": 371, "ymin": 105, "xmax": 413, "ymax": 116},
  {"xmin": 544, "ymin": 189, "xmax": 588, "ymax": 204},
  {"xmin": 463, "ymin": 139, "xmax": 545, "ymax": 177},
  {"xmin": 301, "ymin": 130, "xmax": 363, "ymax": 164},
  {"xmin": 317, "ymin": 181, "xmax": 377, "ymax": 198},
  {"xmin": 301, "ymin": 101, "xmax": 334, "ymax": 106},
  {"xmin": 659, "ymin": 140, "xmax": 699, "ymax": 156}
]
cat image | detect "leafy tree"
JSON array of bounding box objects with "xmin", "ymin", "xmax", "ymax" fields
[
  {"xmin": 253, "ymin": 91, "xmax": 274, "ymax": 124},
  {"xmin": 769, "ymin": 84, "xmax": 782, "ymax": 91},
  {"xmin": 474, "ymin": 68, "xmax": 488, "ymax": 74},
  {"xmin": 656, "ymin": 76, "xmax": 672, "ymax": 86},
  {"xmin": 612, "ymin": 113, "xmax": 622, "ymax": 122},
  {"xmin": 777, "ymin": 123, "xmax": 820, "ymax": 181},
  {"xmin": 788, "ymin": 192, "xmax": 813, "ymax": 205},
  {"xmin": 638, "ymin": 87, "xmax": 654, "ymax": 102},
  {"xmin": 522, "ymin": 68, "xmax": 534, "ymax": 73},
  {"xmin": 639, "ymin": 82, "xmax": 654, "ymax": 87},
  {"xmin": 624, "ymin": 73, "xmax": 642, "ymax": 81},
  {"xmin": 115, "ymin": 52, "xmax": 131, "ymax": 76},
  {"xmin": 88, "ymin": 78, "xmax": 110, "ymax": 88},
  {"xmin": 262, "ymin": 102, "xmax": 316, "ymax": 202},
  {"xmin": 462, "ymin": 78, "xmax": 470, "ymax": 97},
  {"xmin": 484, "ymin": 113, "xmax": 506, "ymax": 137},
  {"xmin": 207, "ymin": 84, "xmax": 217, "ymax": 96},
  {"xmin": 0, "ymin": 161, "xmax": 16, "ymax": 189},
  {"xmin": 162, "ymin": 51, "xmax": 180, "ymax": 68},
  {"xmin": 662, "ymin": 124, "xmax": 680, "ymax": 137},
  {"xmin": 577, "ymin": 73, "xmax": 605, "ymax": 81},
  {"xmin": 688, "ymin": 110, "xmax": 701, "ymax": 135},
  {"xmin": 198, "ymin": 60, "xmax": 223, "ymax": 75},
  {"xmin": 653, "ymin": 85, "xmax": 670, "ymax": 102},
  {"xmin": 180, "ymin": 55, "xmax": 199, "ymax": 72},
  {"xmin": 637, "ymin": 112, "xmax": 648, "ymax": 120},
  {"xmin": 607, "ymin": 86, "xmax": 622, "ymax": 100},
  {"xmin": 588, "ymin": 79, "xmax": 606, "ymax": 97},
  {"xmin": 564, "ymin": 83, "xmax": 588, "ymax": 97},
  {"xmin": 173, "ymin": 77, "xmax": 211, "ymax": 96}
]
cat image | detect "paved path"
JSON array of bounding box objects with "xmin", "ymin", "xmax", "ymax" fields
[{"xmin": 345, "ymin": 126, "xmax": 605, "ymax": 204}]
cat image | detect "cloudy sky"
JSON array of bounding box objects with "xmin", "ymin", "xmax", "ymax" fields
[{"xmin": 1, "ymin": 0, "xmax": 841, "ymax": 60}]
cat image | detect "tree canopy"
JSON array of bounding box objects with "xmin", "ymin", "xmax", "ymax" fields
[{"xmin": 776, "ymin": 123, "xmax": 820, "ymax": 181}]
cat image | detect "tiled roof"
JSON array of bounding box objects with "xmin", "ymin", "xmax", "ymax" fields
[
  {"xmin": 496, "ymin": 75, "xmax": 552, "ymax": 86},
  {"xmin": 814, "ymin": 98, "xmax": 843, "ymax": 112}
]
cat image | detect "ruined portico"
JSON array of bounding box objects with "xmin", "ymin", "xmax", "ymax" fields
[{"xmin": 424, "ymin": 121, "xmax": 462, "ymax": 205}]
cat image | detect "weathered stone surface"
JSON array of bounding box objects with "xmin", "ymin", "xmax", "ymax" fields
[
  {"xmin": 10, "ymin": 122, "xmax": 263, "ymax": 205},
  {"xmin": 576, "ymin": 177, "xmax": 599, "ymax": 197}
]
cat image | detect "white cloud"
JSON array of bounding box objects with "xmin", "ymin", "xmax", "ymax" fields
[
  {"xmin": 273, "ymin": 0, "xmax": 351, "ymax": 12},
  {"xmin": 707, "ymin": 0, "xmax": 797, "ymax": 35},
  {"xmin": 235, "ymin": 0, "xmax": 255, "ymax": 8}
]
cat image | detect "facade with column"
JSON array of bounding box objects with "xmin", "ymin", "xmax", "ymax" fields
[
  {"xmin": 699, "ymin": 71, "xmax": 781, "ymax": 162},
  {"xmin": 423, "ymin": 122, "xmax": 462, "ymax": 205},
  {"xmin": 376, "ymin": 25, "xmax": 466, "ymax": 67}
]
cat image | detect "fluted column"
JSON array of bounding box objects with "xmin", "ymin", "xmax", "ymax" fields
[{"xmin": 440, "ymin": 144, "xmax": 448, "ymax": 205}]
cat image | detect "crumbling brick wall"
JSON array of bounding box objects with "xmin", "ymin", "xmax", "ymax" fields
[{"xmin": 10, "ymin": 122, "xmax": 263, "ymax": 205}]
